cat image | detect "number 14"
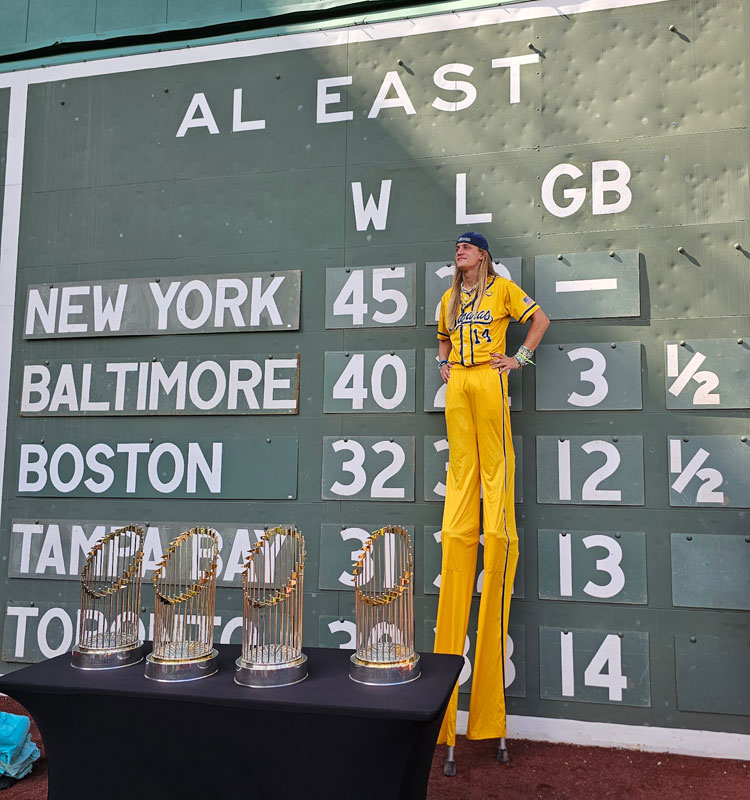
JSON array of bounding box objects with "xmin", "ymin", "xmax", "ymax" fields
[{"xmin": 472, "ymin": 328, "xmax": 492, "ymax": 345}]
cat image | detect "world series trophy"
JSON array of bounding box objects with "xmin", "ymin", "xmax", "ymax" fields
[
  {"xmin": 71, "ymin": 524, "xmax": 146, "ymax": 670},
  {"xmin": 349, "ymin": 525, "xmax": 421, "ymax": 685},
  {"xmin": 235, "ymin": 526, "xmax": 307, "ymax": 687},
  {"xmin": 145, "ymin": 527, "xmax": 220, "ymax": 682}
]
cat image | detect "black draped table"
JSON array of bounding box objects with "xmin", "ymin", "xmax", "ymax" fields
[{"xmin": 0, "ymin": 644, "xmax": 462, "ymax": 800}]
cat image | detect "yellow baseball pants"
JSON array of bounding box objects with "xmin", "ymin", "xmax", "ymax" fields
[{"xmin": 434, "ymin": 364, "xmax": 519, "ymax": 746}]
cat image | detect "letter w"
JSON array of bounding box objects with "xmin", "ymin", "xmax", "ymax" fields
[{"xmin": 351, "ymin": 180, "xmax": 392, "ymax": 231}]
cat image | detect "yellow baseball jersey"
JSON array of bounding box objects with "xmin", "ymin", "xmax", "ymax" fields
[{"xmin": 437, "ymin": 276, "xmax": 540, "ymax": 366}]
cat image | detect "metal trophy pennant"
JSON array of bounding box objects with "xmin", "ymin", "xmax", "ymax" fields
[
  {"xmin": 349, "ymin": 525, "xmax": 420, "ymax": 685},
  {"xmin": 145, "ymin": 527, "xmax": 220, "ymax": 682},
  {"xmin": 71, "ymin": 524, "xmax": 145, "ymax": 670},
  {"xmin": 235, "ymin": 526, "xmax": 307, "ymax": 687}
]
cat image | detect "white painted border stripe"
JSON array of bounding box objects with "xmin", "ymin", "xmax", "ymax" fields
[
  {"xmin": 0, "ymin": 0, "xmax": 671, "ymax": 87},
  {"xmin": 556, "ymin": 278, "xmax": 619, "ymax": 292},
  {"xmin": 457, "ymin": 711, "xmax": 750, "ymax": 761},
  {"xmin": 0, "ymin": 73, "xmax": 29, "ymax": 516}
]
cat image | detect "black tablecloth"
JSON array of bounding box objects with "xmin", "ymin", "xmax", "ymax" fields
[{"xmin": 0, "ymin": 645, "xmax": 462, "ymax": 800}]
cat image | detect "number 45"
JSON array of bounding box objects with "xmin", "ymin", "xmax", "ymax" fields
[{"xmin": 333, "ymin": 268, "xmax": 408, "ymax": 325}]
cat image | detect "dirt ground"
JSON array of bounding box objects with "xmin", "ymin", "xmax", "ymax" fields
[
  {"xmin": 426, "ymin": 737, "xmax": 749, "ymax": 800},
  {"xmin": 0, "ymin": 696, "xmax": 746, "ymax": 799}
]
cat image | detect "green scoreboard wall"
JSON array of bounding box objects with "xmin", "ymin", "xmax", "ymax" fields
[{"xmin": 0, "ymin": 0, "xmax": 749, "ymax": 742}]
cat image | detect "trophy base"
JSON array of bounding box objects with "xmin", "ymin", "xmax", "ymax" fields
[
  {"xmin": 234, "ymin": 653, "xmax": 308, "ymax": 688},
  {"xmin": 349, "ymin": 652, "xmax": 421, "ymax": 686},
  {"xmin": 144, "ymin": 649, "xmax": 219, "ymax": 682},
  {"xmin": 71, "ymin": 640, "xmax": 145, "ymax": 670}
]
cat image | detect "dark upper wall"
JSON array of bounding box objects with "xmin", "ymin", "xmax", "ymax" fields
[{"xmin": 0, "ymin": 0, "xmax": 509, "ymax": 63}]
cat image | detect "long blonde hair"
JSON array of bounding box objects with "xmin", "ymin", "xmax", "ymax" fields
[{"xmin": 446, "ymin": 250, "xmax": 497, "ymax": 330}]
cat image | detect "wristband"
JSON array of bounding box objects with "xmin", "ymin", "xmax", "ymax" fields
[
  {"xmin": 513, "ymin": 345, "xmax": 535, "ymax": 366},
  {"xmin": 438, "ymin": 359, "xmax": 449, "ymax": 368}
]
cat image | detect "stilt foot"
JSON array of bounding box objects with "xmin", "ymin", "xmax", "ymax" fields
[
  {"xmin": 496, "ymin": 737, "xmax": 510, "ymax": 764},
  {"xmin": 443, "ymin": 745, "xmax": 456, "ymax": 776}
]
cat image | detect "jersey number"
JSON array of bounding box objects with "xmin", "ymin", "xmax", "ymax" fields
[{"xmin": 472, "ymin": 328, "xmax": 492, "ymax": 345}]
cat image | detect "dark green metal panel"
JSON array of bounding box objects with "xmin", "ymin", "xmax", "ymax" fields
[
  {"xmin": 668, "ymin": 436, "xmax": 750, "ymax": 508},
  {"xmin": 535, "ymin": 342, "xmax": 642, "ymax": 411},
  {"xmin": 14, "ymin": 435, "xmax": 299, "ymax": 499},
  {"xmin": 536, "ymin": 436, "xmax": 645, "ymax": 505},
  {"xmin": 538, "ymin": 529, "xmax": 647, "ymax": 605},
  {"xmin": 323, "ymin": 350, "xmax": 415, "ymax": 413},
  {"xmin": 26, "ymin": 0, "xmax": 96, "ymax": 47},
  {"xmin": 675, "ymin": 634, "xmax": 750, "ymax": 716},
  {"xmin": 94, "ymin": 0, "xmax": 168, "ymax": 35},
  {"xmin": 671, "ymin": 533, "xmax": 750, "ymax": 611},
  {"xmin": 319, "ymin": 615, "xmax": 356, "ymax": 649},
  {"xmin": 19, "ymin": 354, "xmax": 299, "ymax": 415},
  {"xmin": 665, "ymin": 339, "xmax": 750, "ymax": 410},
  {"xmin": 539, "ymin": 627, "xmax": 651, "ymax": 707},
  {"xmin": 318, "ymin": 523, "xmax": 415, "ymax": 590},
  {"xmin": 324, "ymin": 265, "xmax": 416, "ymax": 329},
  {"xmin": 535, "ymin": 251, "xmax": 640, "ymax": 320},
  {"xmin": 2, "ymin": 0, "xmax": 750, "ymax": 740},
  {"xmin": 7, "ymin": 518, "xmax": 296, "ymax": 587},
  {"xmin": 23, "ymin": 271, "xmax": 301, "ymax": 338},
  {"xmin": 321, "ymin": 436, "xmax": 414, "ymax": 501}
]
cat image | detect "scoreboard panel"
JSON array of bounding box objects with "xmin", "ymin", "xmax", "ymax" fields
[{"xmin": 0, "ymin": 0, "xmax": 748, "ymax": 741}]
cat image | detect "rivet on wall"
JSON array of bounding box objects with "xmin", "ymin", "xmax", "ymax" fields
[
  {"xmin": 679, "ymin": 340, "xmax": 686, "ymax": 346},
  {"xmin": 677, "ymin": 246, "xmax": 686, "ymax": 254},
  {"xmin": 610, "ymin": 343, "xmax": 617, "ymax": 349},
  {"xmin": 690, "ymin": 636, "xmax": 697, "ymax": 643},
  {"xmin": 608, "ymin": 250, "xmax": 615, "ymax": 257},
  {"xmin": 738, "ymin": 339, "xmax": 744, "ymax": 345},
  {"xmin": 668, "ymin": 24, "xmax": 677, "ymax": 32},
  {"xmin": 733, "ymin": 243, "xmax": 742, "ymax": 250},
  {"xmin": 556, "ymin": 254, "xmax": 563, "ymax": 261},
  {"xmin": 741, "ymin": 436, "xmax": 748, "ymax": 443}
]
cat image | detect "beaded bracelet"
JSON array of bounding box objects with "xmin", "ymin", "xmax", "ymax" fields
[{"xmin": 513, "ymin": 345, "xmax": 535, "ymax": 367}]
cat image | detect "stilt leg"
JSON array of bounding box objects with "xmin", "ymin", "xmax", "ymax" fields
[
  {"xmin": 496, "ymin": 737, "xmax": 510, "ymax": 764},
  {"xmin": 443, "ymin": 745, "xmax": 456, "ymax": 777}
]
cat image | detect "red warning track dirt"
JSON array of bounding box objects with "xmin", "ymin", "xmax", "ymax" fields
[{"xmin": 427, "ymin": 737, "xmax": 749, "ymax": 800}]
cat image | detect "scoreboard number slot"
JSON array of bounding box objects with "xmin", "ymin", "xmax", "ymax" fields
[
  {"xmin": 325, "ymin": 265, "xmax": 416, "ymax": 328},
  {"xmin": 324, "ymin": 351, "xmax": 415, "ymax": 413},
  {"xmin": 322, "ymin": 436, "xmax": 415, "ymax": 501}
]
